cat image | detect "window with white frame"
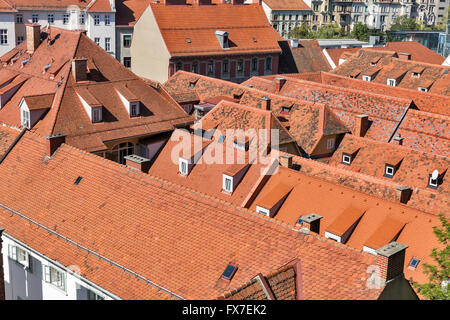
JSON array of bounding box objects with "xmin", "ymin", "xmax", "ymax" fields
[
  {"xmin": 104, "ymin": 15, "xmax": 111, "ymax": 25},
  {"xmin": 94, "ymin": 15, "xmax": 100, "ymax": 25},
  {"xmin": 16, "ymin": 14, "xmax": 23, "ymax": 24},
  {"xmin": 342, "ymin": 154, "xmax": 351, "ymax": 165},
  {"xmin": 48, "ymin": 13, "xmax": 54, "ymax": 24},
  {"xmin": 428, "ymin": 175, "xmax": 438, "ymax": 188},
  {"xmin": 223, "ymin": 175, "xmax": 233, "ymax": 193},
  {"xmin": 326, "ymin": 138, "xmax": 335, "ymax": 150},
  {"xmin": 22, "ymin": 109, "xmax": 30, "ymax": 128},
  {"xmin": 385, "ymin": 164, "xmax": 395, "ymax": 177},
  {"xmin": 256, "ymin": 206, "xmax": 270, "ymax": 216},
  {"xmin": 387, "ymin": 78, "xmax": 396, "ymax": 86},
  {"xmin": 32, "ymin": 13, "xmax": 39, "ymax": 24},
  {"xmin": 94, "ymin": 37, "xmax": 100, "ymax": 46},
  {"xmin": 362, "ymin": 75, "xmax": 371, "ymax": 81},
  {"xmin": 63, "ymin": 13, "xmax": 69, "ymax": 24},
  {"xmin": 179, "ymin": 158, "xmax": 188, "ymax": 175},
  {"xmin": 105, "ymin": 38, "xmax": 111, "ymax": 52},
  {"xmin": 92, "ymin": 107, "xmax": 102, "ymax": 123},
  {"xmin": 418, "ymin": 87, "xmax": 428, "ymax": 92},
  {"xmin": 0, "ymin": 29, "xmax": 7, "ymax": 45},
  {"xmin": 43, "ymin": 265, "xmax": 66, "ymax": 291},
  {"xmin": 130, "ymin": 102, "xmax": 140, "ymax": 117},
  {"xmin": 80, "ymin": 14, "xmax": 85, "ymax": 25},
  {"xmin": 8, "ymin": 244, "xmax": 32, "ymax": 270}
]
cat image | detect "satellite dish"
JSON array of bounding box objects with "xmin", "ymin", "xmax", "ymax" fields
[{"xmin": 432, "ymin": 170, "xmax": 439, "ymax": 180}]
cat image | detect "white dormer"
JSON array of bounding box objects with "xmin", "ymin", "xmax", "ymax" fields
[
  {"xmin": 222, "ymin": 174, "xmax": 233, "ymax": 193},
  {"xmin": 76, "ymin": 89, "xmax": 103, "ymax": 123},
  {"xmin": 19, "ymin": 94, "xmax": 53, "ymax": 129},
  {"xmin": 179, "ymin": 157, "xmax": 189, "ymax": 175},
  {"xmin": 418, "ymin": 87, "xmax": 428, "ymax": 92},
  {"xmin": 362, "ymin": 75, "xmax": 371, "ymax": 82},
  {"xmin": 387, "ymin": 78, "xmax": 396, "ymax": 86},
  {"xmin": 115, "ymin": 86, "xmax": 140, "ymax": 117}
]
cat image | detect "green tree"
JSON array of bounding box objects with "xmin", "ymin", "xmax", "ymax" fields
[
  {"xmin": 351, "ymin": 22, "xmax": 370, "ymax": 41},
  {"xmin": 288, "ymin": 23, "xmax": 313, "ymax": 39},
  {"xmin": 315, "ymin": 23, "xmax": 342, "ymax": 38},
  {"xmin": 413, "ymin": 213, "xmax": 449, "ymax": 300},
  {"xmin": 390, "ymin": 15, "xmax": 421, "ymax": 31}
]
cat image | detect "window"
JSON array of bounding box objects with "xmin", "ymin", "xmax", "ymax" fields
[
  {"xmin": 237, "ymin": 59, "xmax": 244, "ymax": 73},
  {"xmin": 32, "ymin": 14, "xmax": 39, "ymax": 24},
  {"xmin": 43, "ymin": 265, "xmax": 66, "ymax": 291},
  {"xmin": 92, "ymin": 107, "xmax": 102, "ymax": 123},
  {"xmin": 17, "ymin": 36, "xmax": 24, "ymax": 45},
  {"xmin": 110, "ymin": 142, "xmax": 134, "ymax": 164},
  {"xmin": 265, "ymin": 57, "xmax": 272, "ymax": 71},
  {"xmin": 418, "ymin": 87, "xmax": 428, "ymax": 92},
  {"xmin": 222, "ymin": 60, "xmax": 229, "ymax": 73},
  {"xmin": 192, "ymin": 61, "xmax": 198, "ymax": 73},
  {"xmin": 207, "ymin": 61, "xmax": 214, "ymax": 74},
  {"xmin": 176, "ymin": 62, "xmax": 183, "ymax": 72},
  {"xmin": 281, "ymin": 106, "xmax": 291, "ymax": 113},
  {"xmin": 104, "ymin": 15, "xmax": 110, "ymax": 26},
  {"xmin": 80, "ymin": 14, "xmax": 85, "ymax": 25},
  {"xmin": 88, "ymin": 289, "xmax": 105, "ymax": 300},
  {"xmin": 256, "ymin": 206, "xmax": 270, "ymax": 217},
  {"xmin": 385, "ymin": 164, "xmax": 395, "ymax": 177},
  {"xmin": 387, "ymin": 78, "xmax": 396, "ymax": 86},
  {"xmin": 48, "ymin": 13, "xmax": 54, "ymax": 24},
  {"xmin": 179, "ymin": 158, "xmax": 188, "ymax": 175},
  {"xmin": 22, "ymin": 109, "xmax": 30, "ymax": 128},
  {"xmin": 8, "ymin": 244, "xmax": 32, "ymax": 270},
  {"xmin": 342, "ymin": 154, "xmax": 351, "ymax": 165},
  {"xmin": 63, "ymin": 13, "xmax": 69, "ymax": 25},
  {"xmin": 123, "ymin": 57, "xmax": 131, "ymax": 68},
  {"xmin": 223, "ymin": 175, "xmax": 233, "ymax": 193},
  {"xmin": 326, "ymin": 138, "xmax": 335, "ymax": 150},
  {"xmin": 123, "ymin": 35, "xmax": 132, "ymax": 48},
  {"xmin": 94, "ymin": 15, "xmax": 100, "ymax": 25},
  {"xmin": 94, "ymin": 37, "xmax": 100, "ymax": 46},
  {"xmin": 252, "ymin": 58, "xmax": 258, "ymax": 72},
  {"xmin": 362, "ymin": 75, "xmax": 371, "ymax": 82},
  {"xmin": 428, "ymin": 175, "xmax": 438, "ymax": 188},
  {"xmin": 130, "ymin": 102, "xmax": 139, "ymax": 117},
  {"xmin": 0, "ymin": 29, "xmax": 7, "ymax": 45},
  {"xmin": 16, "ymin": 14, "xmax": 23, "ymax": 24},
  {"xmin": 105, "ymin": 37, "xmax": 111, "ymax": 52},
  {"xmin": 408, "ymin": 257, "xmax": 420, "ymax": 269}
]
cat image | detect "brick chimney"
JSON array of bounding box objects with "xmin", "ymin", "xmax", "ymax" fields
[
  {"xmin": 354, "ymin": 114, "xmax": 369, "ymax": 137},
  {"xmin": 299, "ymin": 213, "xmax": 322, "ymax": 234},
  {"xmin": 125, "ymin": 154, "xmax": 151, "ymax": 173},
  {"xmin": 279, "ymin": 154, "xmax": 292, "ymax": 168},
  {"xmin": 45, "ymin": 134, "xmax": 66, "ymax": 157},
  {"xmin": 274, "ymin": 78, "xmax": 286, "ymax": 93},
  {"xmin": 375, "ymin": 242, "xmax": 408, "ymax": 283},
  {"xmin": 261, "ymin": 95, "xmax": 271, "ymax": 111},
  {"xmin": 72, "ymin": 58, "xmax": 88, "ymax": 82},
  {"xmin": 396, "ymin": 186, "xmax": 412, "ymax": 204},
  {"xmin": 26, "ymin": 24, "xmax": 41, "ymax": 54},
  {"xmin": 398, "ymin": 52, "xmax": 411, "ymax": 61},
  {"xmin": 392, "ymin": 134, "xmax": 404, "ymax": 146},
  {"xmin": 0, "ymin": 228, "xmax": 5, "ymax": 300}
]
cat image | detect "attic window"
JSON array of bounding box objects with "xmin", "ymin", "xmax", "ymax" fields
[
  {"xmin": 384, "ymin": 164, "xmax": 395, "ymax": 178},
  {"xmin": 342, "ymin": 153, "xmax": 352, "ymax": 165},
  {"xmin": 179, "ymin": 158, "xmax": 189, "ymax": 175},
  {"xmin": 21, "ymin": 109, "xmax": 30, "ymax": 129},
  {"xmin": 189, "ymin": 81, "xmax": 197, "ymax": 89},
  {"xmin": 92, "ymin": 107, "xmax": 102, "ymax": 123},
  {"xmin": 409, "ymin": 257, "xmax": 420, "ymax": 269},
  {"xmin": 427, "ymin": 170, "xmax": 441, "ymax": 189},
  {"xmin": 130, "ymin": 102, "xmax": 140, "ymax": 117},
  {"xmin": 362, "ymin": 75, "xmax": 371, "ymax": 82},
  {"xmin": 418, "ymin": 87, "xmax": 428, "ymax": 92},
  {"xmin": 221, "ymin": 264, "xmax": 237, "ymax": 280},
  {"xmin": 186, "ymin": 38, "xmax": 191, "ymax": 43},
  {"xmin": 387, "ymin": 78, "xmax": 396, "ymax": 87},
  {"xmin": 281, "ymin": 106, "xmax": 291, "ymax": 114},
  {"xmin": 223, "ymin": 174, "xmax": 233, "ymax": 193},
  {"xmin": 74, "ymin": 176, "xmax": 83, "ymax": 185}
]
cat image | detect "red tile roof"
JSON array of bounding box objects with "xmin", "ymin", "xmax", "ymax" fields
[
  {"xmin": 278, "ymin": 40, "xmax": 331, "ymax": 74},
  {"xmin": 262, "ymin": 0, "xmax": 311, "ymax": 10},
  {"xmin": 0, "ymin": 130, "xmax": 383, "ymax": 299},
  {"xmin": 116, "ymin": 0, "xmax": 152, "ymax": 26},
  {"xmin": 0, "ymin": 125, "xmax": 20, "ymax": 158},
  {"xmin": 4, "ymin": 0, "xmax": 113, "ymax": 11},
  {"xmin": 0, "ymin": 27, "xmax": 193, "ymax": 152},
  {"xmin": 149, "ymin": 3, "xmax": 282, "ymax": 57}
]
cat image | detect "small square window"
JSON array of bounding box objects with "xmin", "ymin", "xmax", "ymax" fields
[
  {"xmin": 385, "ymin": 165, "xmax": 395, "ymax": 177},
  {"xmin": 342, "ymin": 154, "xmax": 351, "ymax": 165},
  {"xmin": 409, "ymin": 257, "xmax": 420, "ymax": 269},
  {"xmin": 428, "ymin": 176, "xmax": 438, "ymax": 188},
  {"xmin": 387, "ymin": 79, "xmax": 396, "ymax": 86},
  {"xmin": 221, "ymin": 264, "xmax": 237, "ymax": 280}
]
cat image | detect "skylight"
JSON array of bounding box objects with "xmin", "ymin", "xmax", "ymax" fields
[
  {"xmin": 186, "ymin": 38, "xmax": 191, "ymax": 43},
  {"xmin": 74, "ymin": 176, "xmax": 83, "ymax": 185},
  {"xmin": 409, "ymin": 257, "xmax": 420, "ymax": 269},
  {"xmin": 221, "ymin": 264, "xmax": 237, "ymax": 280}
]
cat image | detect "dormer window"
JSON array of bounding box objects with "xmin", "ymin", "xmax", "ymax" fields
[
  {"xmin": 412, "ymin": 72, "xmax": 421, "ymax": 78},
  {"xmin": 215, "ymin": 30, "xmax": 229, "ymax": 50},
  {"xmin": 281, "ymin": 106, "xmax": 291, "ymax": 114},
  {"xmin": 114, "ymin": 85, "xmax": 140, "ymax": 117},
  {"xmin": 384, "ymin": 164, "xmax": 395, "ymax": 177},
  {"xmin": 429, "ymin": 176, "xmax": 438, "ymax": 188},
  {"xmin": 130, "ymin": 102, "xmax": 140, "ymax": 117},
  {"xmin": 427, "ymin": 169, "xmax": 445, "ymax": 189},
  {"xmin": 418, "ymin": 87, "xmax": 428, "ymax": 92},
  {"xmin": 179, "ymin": 158, "xmax": 189, "ymax": 175},
  {"xmin": 362, "ymin": 75, "xmax": 371, "ymax": 82},
  {"xmin": 342, "ymin": 153, "xmax": 352, "ymax": 165},
  {"xmin": 387, "ymin": 78, "xmax": 396, "ymax": 86},
  {"xmin": 21, "ymin": 109, "xmax": 30, "ymax": 128},
  {"xmin": 223, "ymin": 174, "xmax": 233, "ymax": 193},
  {"xmin": 92, "ymin": 107, "xmax": 102, "ymax": 123}
]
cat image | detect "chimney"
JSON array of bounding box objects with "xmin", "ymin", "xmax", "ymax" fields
[
  {"xmin": 45, "ymin": 134, "xmax": 66, "ymax": 157},
  {"xmin": 375, "ymin": 242, "xmax": 408, "ymax": 283},
  {"xmin": 261, "ymin": 95, "xmax": 271, "ymax": 111},
  {"xmin": 124, "ymin": 155, "xmax": 151, "ymax": 173},
  {"xmin": 26, "ymin": 24, "xmax": 41, "ymax": 54},
  {"xmin": 354, "ymin": 114, "xmax": 369, "ymax": 137},
  {"xmin": 72, "ymin": 58, "xmax": 88, "ymax": 82},
  {"xmin": 398, "ymin": 52, "xmax": 411, "ymax": 61},
  {"xmin": 0, "ymin": 228, "xmax": 5, "ymax": 301},
  {"xmin": 279, "ymin": 154, "xmax": 292, "ymax": 168},
  {"xmin": 298, "ymin": 213, "xmax": 322, "ymax": 234},
  {"xmin": 392, "ymin": 134, "xmax": 404, "ymax": 146},
  {"xmin": 396, "ymin": 186, "xmax": 412, "ymax": 204},
  {"xmin": 274, "ymin": 77, "xmax": 286, "ymax": 93}
]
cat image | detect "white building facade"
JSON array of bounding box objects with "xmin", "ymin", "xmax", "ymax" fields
[
  {"xmin": 1, "ymin": 233, "xmax": 116, "ymax": 300},
  {"xmin": 0, "ymin": 1, "xmax": 116, "ymax": 57}
]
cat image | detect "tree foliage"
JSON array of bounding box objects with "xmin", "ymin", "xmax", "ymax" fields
[
  {"xmin": 288, "ymin": 23, "xmax": 313, "ymax": 39},
  {"xmin": 389, "ymin": 15, "xmax": 421, "ymax": 31},
  {"xmin": 412, "ymin": 213, "xmax": 449, "ymax": 300}
]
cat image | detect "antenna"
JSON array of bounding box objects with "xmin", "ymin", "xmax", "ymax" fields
[{"xmin": 431, "ymin": 170, "xmax": 439, "ymax": 180}]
